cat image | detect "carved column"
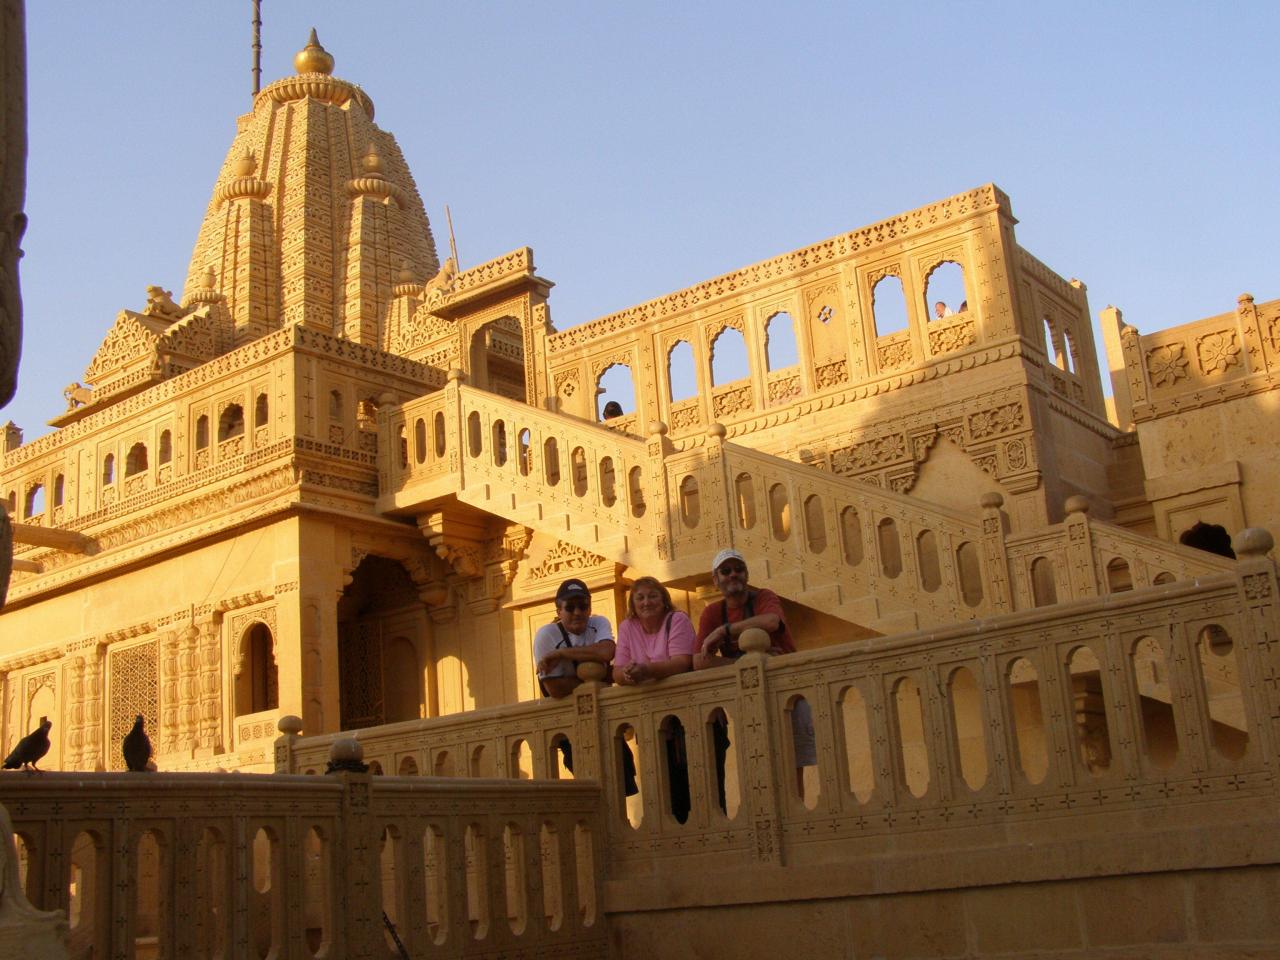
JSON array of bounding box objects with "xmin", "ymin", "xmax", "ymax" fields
[
  {"xmin": 82, "ymin": 643, "xmax": 105, "ymax": 770},
  {"xmin": 645, "ymin": 421, "xmax": 674, "ymax": 561},
  {"xmin": 1235, "ymin": 292, "xmax": 1273, "ymax": 375},
  {"xmin": 66, "ymin": 654, "xmax": 85, "ymax": 769},
  {"xmin": 177, "ymin": 622, "xmax": 201, "ymax": 754},
  {"xmin": 196, "ymin": 618, "xmax": 223, "ymax": 755},
  {"xmin": 160, "ymin": 629, "xmax": 181, "ymax": 757}
]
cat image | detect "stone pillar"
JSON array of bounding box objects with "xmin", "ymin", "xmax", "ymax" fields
[
  {"xmin": 82, "ymin": 644, "xmax": 104, "ymax": 771},
  {"xmin": 735, "ymin": 629, "xmax": 785, "ymax": 865},
  {"xmin": 177, "ymin": 625, "xmax": 201, "ymax": 755},
  {"xmin": 1062, "ymin": 495, "xmax": 1099, "ymax": 600},
  {"xmin": 1099, "ymin": 306, "xmax": 1135, "ymax": 429},
  {"xmin": 979, "ymin": 492, "xmax": 1013, "ymax": 612},
  {"xmin": 645, "ymin": 420, "xmax": 674, "ymax": 561},
  {"xmin": 63, "ymin": 655, "xmax": 84, "ymax": 770},
  {"xmin": 160, "ymin": 630, "xmax": 180, "ymax": 757},
  {"xmin": 195, "ymin": 619, "xmax": 223, "ymax": 755}
]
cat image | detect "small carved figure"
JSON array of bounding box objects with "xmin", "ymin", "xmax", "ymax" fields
[
  {"xmin": 2, "ymin": 718, "xmax": 52, "ymax": 772},
  {"xmin": 62, "ymin": 381, "xmax": 92, "ymax": 409},
  {"xmin": 423, "ymin": 256, "xmax": 458, "ymax": 306},
  {"xmin": 143, "ymin": 285, "xmax": 184, "ymax": 321}
]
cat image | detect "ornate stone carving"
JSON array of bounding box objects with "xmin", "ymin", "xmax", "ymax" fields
[
  {"xmin": 712, "ymin": 384, "xmax": 752, "ymax": 418},
  {"xmin": 928, "ymin": 319, "xmax": 976, "ymax": 354},
  {"xmin": 1195, "ymin": 331, "xmax": 1241, "ymax": 375},
  {"xmin": 968, "ymin": 403, "xmax": 1023, "ymax": 439},
  {"xmin": 524, "ymin": 540, "xmax": 608, "ymax": 584},
  {"xmin": 1145, "ymin": 343, "xmax": 1189, "ymax": 387},
  {"xmin": 813, "ymin": 358, "xmax": 847, "ymax": 389},
  {"xmin": 877, "ymin": 338, "xmax": 912, "ymax": 369},
  {"xmin": 108, "ymin": 640, "xmax": 159, "ymax": 771}
]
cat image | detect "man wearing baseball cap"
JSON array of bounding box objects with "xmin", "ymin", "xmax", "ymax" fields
[
  {"xmin": 533, "ymin": 578, "xmax": 616, "ymax": 698},
  {"xmin": 694, "ymin": 548, "xmax": 794, "ymax": 667},
  {"xmin": 694, "ymin": 548, "xmax": 814, "ymax": 804}
]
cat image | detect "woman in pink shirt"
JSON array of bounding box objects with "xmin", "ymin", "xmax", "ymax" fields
[{"xmin": 614, "ymin": 577, "xmax": 696, "ymax": 685}]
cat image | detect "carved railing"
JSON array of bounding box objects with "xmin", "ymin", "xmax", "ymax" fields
[
  {"xmin": 5, "ymin": 767, "xmax": 606, "ymax": 960},
  {"xmin": 380, "ymin": 379, "xmax": 1246, "ymax": 632},
  {"xmin": 1002, "ymin": 496, "xmax": 1235, "ymax": 607},
  {"xmin": 1118, "ymin": 294, "xmax": 1280, "ymax": 420},
  {"xmin": 274, "ymin": 534, "xmax": 1277, "ymax": 895}
]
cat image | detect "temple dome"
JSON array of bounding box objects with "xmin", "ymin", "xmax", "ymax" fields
[{"xmin": 181, "ymin": 31, "xmax": 440, "ymax": 350}]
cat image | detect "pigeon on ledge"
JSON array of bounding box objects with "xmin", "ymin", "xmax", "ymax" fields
[
  {"xmin": 122, "ymin": 715, "xmax": 152, "ymax": 772},
  {"xmin": 3, "ymin": 718, "xmax": 53, "ymax": 771}
]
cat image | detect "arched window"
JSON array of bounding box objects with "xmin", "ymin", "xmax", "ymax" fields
[
  {"xmin": 102, "ymin": 453, "xmax": 115, "ymax": 485},
  {"xmin": 329, "ymin": 389, "xmax": 343, "ymax": 422},
  {"xmin": 1180, "ymin": 522, "xmax": 1235, "ymax": 559},
  {"xmin": 872, "ymin": 274, "xmax": 909, "ymax": 336},
  {"xmin": 765, "ymin": 312, "xmax": 798, "ymax": 371},
  {"xmin": 596, "ymin": 364, "xmax": 636, "ymax": 421},
  {"xmin": 23, "ymin": 482, "xmax": 44, "ymax": 518},
  {"xmin": 52, "ymin": 474, "xmax": 65, "ymax": 507},
  {"xmin": 710, "ymin": 326, "xmax": 750, "ymax": 386},
  {"xmin": 158, "ymin": 430, "xmax": 172, "ymax": 464},
  {"xmin": 924, "ymin": 261, "xmax": 967, "ymax": 321},
  {"xmin": 1043, "ymin": 317, "xmax": 1063, "ymax": 369},
  {"xmin": 125, "ymin": 443, "xmax": 147, "ymax": 476},
  {"xmin": 254, "ymin": 393, "xmax": 269, "ymax": 428},
  {"xmin": 218, "ymin": 404, "xmax": 245, "ymax": 441},
  {"xmin": 667, "ymin": 340, "xmax": 697, "ymax": 403},
  {"xmin": 235, "ymin": 622, "xmax": 278, "ymax": 717},
  {"xmin": 195, "ymin": 415, "xmax": 209, "ymax": 450}
]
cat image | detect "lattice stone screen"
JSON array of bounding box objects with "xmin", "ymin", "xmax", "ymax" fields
[{"xmin": 108, "ymin": 640, "xmax": 158, "ymax": 771}]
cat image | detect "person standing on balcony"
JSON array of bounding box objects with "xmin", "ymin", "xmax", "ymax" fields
[
  {"xmin": 615, "ymin": 576, "xmax": 697, "ymax": 819},
  {"xmin": 694, "ymin": 548, "xmax": 816, "ymax": 802},
  {"xmin": 534, "ymin": 578, "xmax": 615, "ymax": 697},
  {"xmin": 533, "ymin": 577, "xmax": 637, "ymax": 795}
]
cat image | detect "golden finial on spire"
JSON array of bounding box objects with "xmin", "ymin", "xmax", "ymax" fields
[
  {"xmin": 203, "ymin": 265, "xmax": 218, "ymax": 289},
  {"xmin": 294, "ymin": 28, "xmax": 335, "ymax": 76},
  {"xmin": 361, "ymin": 142, "xmax": 385, "ymax": 177},
  {"xmin": 233, "ymin": 147, "xmax": 257, "ymax": 178}
]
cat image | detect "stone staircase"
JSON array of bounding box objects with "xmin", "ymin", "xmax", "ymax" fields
[{"xmin": 378, "ymin": 379, "xmax": 1234, "ymax": 632}]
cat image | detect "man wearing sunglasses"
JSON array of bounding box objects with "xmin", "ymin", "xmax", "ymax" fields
[
  {"xmin": 694, "ymin": 548, "xmax": 794, "ymax": 667},
  {"xmin": 694, "ymin": 548, "xmax": 815, "ymax": 802},
  {"xmin": 534, "ymin": 578, "xmax": 616, "ymax": 698}
]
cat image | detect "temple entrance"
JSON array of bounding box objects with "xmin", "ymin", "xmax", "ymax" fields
[
  {"xmin": 468, "ymin": 317, "xmax": 526, "ymax": 400},
  {"xmin": 337, "ymin": 556, "xmax": 429, "ymax": 730}
]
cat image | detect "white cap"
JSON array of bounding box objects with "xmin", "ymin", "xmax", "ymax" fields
[{"xmin": 712, "ymin": 548, "xmax": 746, "ymax": 574}]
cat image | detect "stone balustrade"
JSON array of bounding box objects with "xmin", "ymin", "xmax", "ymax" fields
[
  {"xmin": 380, "ymin": 378, "xmax": 1243, "ymax": 633},
  {"xmin": 5, "ymin": 751, "xmax": 606, "ymax": 959}
]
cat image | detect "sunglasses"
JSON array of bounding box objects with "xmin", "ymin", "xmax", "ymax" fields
[
  {"xmin": 561, "ymin": 600, "xmax": 591, "ymax": 613},
  {"xmin": 716, "ymin": 563, "xmax": 747, "ymax": 575}
]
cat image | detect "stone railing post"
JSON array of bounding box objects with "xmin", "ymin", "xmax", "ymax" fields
[
  {"xmin": 734, "ymin": 628, "xmax": 785, "ymax": 865},
  {"xmin": 645, "ymin": 421, "xmax": 675, "ymax": 562},
  {"xmin": 1232, "ymin": 528, "xmax": 1280, "ymax": 760},
  {"xmin": 979, "ymin": 492, "xmax": 1013, "ymax": 611},
  {"xmin": 702, "ymin": 422, "xmax": 734, "ymax": 551},
  {"xmin": 273, "ymin": 714, "xmax": 302, "ymax": 772},
  {"xmin": 445, "ymin": 368, "xmax": 466, "ymax": 486},
  {"xmin": 572, "ymin": 663, "xmax": 606, "ymax": 782},
  {"xmin": 1235, "ymin": 293, "xmax": 1270, "ymax": 374},
  {"xmin": 328, "ymin": 737, "xmax": 380, "ymax": 959},
  {"xmin": 1063, "ymin": 495, "xmax": 1100, "ymax": 600}
]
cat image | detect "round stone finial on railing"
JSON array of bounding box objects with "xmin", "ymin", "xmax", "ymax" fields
[
  {"xmin": 1065, "ymin": 495, "xmax": 1091, "ymax": 515},
  {"xmin": 648, "ymin": 420, "xmax": 668, "ymax": 437},
  {"xmin": 707, "ymin": 422, "xmax": 727, "ymax": 439},
  {"xmin": 576, "ymin": 661, "xmax": 607, "ymax": 684},
  {"xmin": 447, "ymin": 368, "xmax": 466, "ymax": 383},
  {"xmin": 1233, "ymin": 527, "xmax": 1274, "ymax": 558},
  {"xmin": 1238, "ymin": 292, "xmax": 1255, "ymax": 306},
  {"xmin": 277, "ymin": 715, "xmax": 303, "ymax": 736},
  {"xmin": 980, "ymin": 492, "xmax": 1004, "ymax": 510},
  {"xmin": 326, "ymin": 737, "xmax": 367, "ymax": 776},
  {"xmin": 738, "ymin": 627, "xmax": 771, "ymax": 655}
]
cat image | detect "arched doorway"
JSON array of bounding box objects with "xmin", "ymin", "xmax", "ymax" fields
[
  {"xmin": 337, "ymin": 557, "xmax": 428, "ymax": 730},
  {"xmin": 468, "ymin": 317, "xmax": 526, "ymax": 400},
  {"xmin": 235, "ymin": 622, "xmax": 278, "ymax": 716}
]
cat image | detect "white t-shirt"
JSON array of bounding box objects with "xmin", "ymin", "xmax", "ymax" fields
[{"xmin": 532, "ymin": 614, "xmax": 614, "ymax": 680}]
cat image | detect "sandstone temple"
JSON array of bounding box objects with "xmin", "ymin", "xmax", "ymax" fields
[{"xmin": 2, "ymin": 26, "xmax": 1279, "ymax": 960}]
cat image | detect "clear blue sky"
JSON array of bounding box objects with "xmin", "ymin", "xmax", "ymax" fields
[{"xmin": 6, "ymin": 1, "xmax": 1277, "ymax": 437}]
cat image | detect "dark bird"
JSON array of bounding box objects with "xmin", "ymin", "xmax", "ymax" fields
[
  {"xmin": 122, "ymin": 714, "xmax": 152, "ymax": 772},
  {"xmin": 3, "ymin": 718, "xmax": 53, "ymax": 771}
]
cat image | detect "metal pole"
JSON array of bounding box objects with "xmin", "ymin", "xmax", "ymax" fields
[{"xmin": 251, "ymin": 0, "xmax": 262, "ymax": 97}]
